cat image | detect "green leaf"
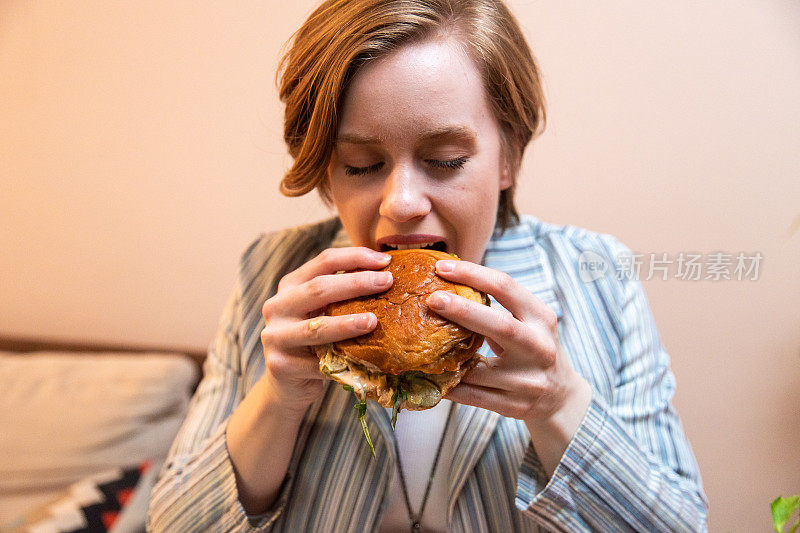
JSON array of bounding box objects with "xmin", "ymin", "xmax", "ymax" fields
[
  {"xmin": 342, "ymin": 384, "xmax": 354, "ymax": 392},
  {"xmin": 353, "ymin": 390, "xmax": 375, "ymax": 459},
  {"xmin": 772, "ymin": 495, "xmax": 800, "ymax": 533},
  {"xmin": 390, "ymin": 386, "xmax": 405, "ymax": 431}
]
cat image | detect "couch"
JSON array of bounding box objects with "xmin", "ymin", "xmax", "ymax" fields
[{"xmin": 0, "ymin": 337, "xmax": 204, "ymax": 533}]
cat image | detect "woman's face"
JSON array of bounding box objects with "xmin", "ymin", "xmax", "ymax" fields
[{"xmin": 327, "ymin": 37, "xmax": 511, "ymax": 264}]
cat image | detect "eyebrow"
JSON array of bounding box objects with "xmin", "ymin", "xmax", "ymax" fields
[{"xmin": 335, "ymin": 125, "xmax": 478, "ymax": 147}]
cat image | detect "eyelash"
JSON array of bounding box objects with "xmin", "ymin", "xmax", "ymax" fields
[
  {"xmin": 344, "ymin": 156, "xmax": 469, "ymax": 176},
  {"xmin": 429, "ymin": 156, "xmax": 468, "ymax": 170},
  {"xmin": 345, "ymin": 162, "xmax": 383, "ymax": 176}
]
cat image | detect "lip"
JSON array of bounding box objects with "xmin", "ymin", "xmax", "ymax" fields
[{"xmin": 376, "ymin": 234, "xmax": 450, "ymax": 251}]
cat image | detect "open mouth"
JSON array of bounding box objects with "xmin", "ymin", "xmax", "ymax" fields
[{"xmin": 379, "ymin": 241, "xmax": 448, "ymax": 253}]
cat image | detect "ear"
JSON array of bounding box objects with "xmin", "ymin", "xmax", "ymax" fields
[{"xmin": 499, "ymin": 159, "xmax": 513, "ymax": 191}]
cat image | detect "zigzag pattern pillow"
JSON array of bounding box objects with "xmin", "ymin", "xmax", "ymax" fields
[{"xmin": 1, "ymin": 461, "xmax": 150, "ymax": 533}]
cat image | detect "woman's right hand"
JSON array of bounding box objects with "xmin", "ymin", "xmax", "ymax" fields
[{"xmin": 259, "ymin": 246, "xmax": 393, "ymax": 416}]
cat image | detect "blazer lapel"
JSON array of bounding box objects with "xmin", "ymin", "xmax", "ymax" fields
[
  {"xmin": 479, "ymin": 221, "xmax": 563, "ymax": 321},
  {"xmin": 447, "ymin": 402, "xmax": 501, "ymax": 520},
  {"xmin": 447, "ymin": 219, "xmax": 563, "ymax": 516}
]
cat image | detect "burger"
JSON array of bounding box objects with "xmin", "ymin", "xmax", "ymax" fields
[{"xmin": 316, "ymin": 249, "xmax": 488, "ymax": 445}]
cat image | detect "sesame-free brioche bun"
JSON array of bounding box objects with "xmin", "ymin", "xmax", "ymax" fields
[{"xmin": 316, "ymin": 249, "xmax": 488, "ymax": 411}]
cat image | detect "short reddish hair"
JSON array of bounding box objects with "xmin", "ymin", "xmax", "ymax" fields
[{"xmin": 277, "ymin": 0, "xmax": 546, "ymax": 232}]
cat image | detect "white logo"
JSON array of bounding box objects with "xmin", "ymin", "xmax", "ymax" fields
[{"xmin": 578, "ymin": 251, "xmax": 608, "ymax": 283}]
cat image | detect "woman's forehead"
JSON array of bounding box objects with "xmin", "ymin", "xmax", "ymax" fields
[
  {"xmin": 338, "ymin": 38, "xmax": 496, "ymax": 140},
  {"xmin": 345, "ymin": 38, "xmax": 480, "ymax": 100}
]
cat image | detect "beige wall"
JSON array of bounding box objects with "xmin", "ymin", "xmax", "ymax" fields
[{"xmin": 1, "ymin": 1, "xmax": 798, "ymax": 530}]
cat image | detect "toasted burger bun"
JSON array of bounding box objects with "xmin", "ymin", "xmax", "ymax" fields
[{"xmin": 316, "ymin": 249, "xmax": 488, "ymax": 411}]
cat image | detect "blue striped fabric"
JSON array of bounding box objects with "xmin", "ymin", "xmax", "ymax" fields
[{"xmin": 147, "ymin": 215, "xmax": 708, "ymax": 532}]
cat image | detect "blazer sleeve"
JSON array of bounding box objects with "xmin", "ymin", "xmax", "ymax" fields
[
  {"xmin": 514, "ymin": 234, "xmax": 709, "ymax": 532},
  {"xmin": 147, "ymin": 236, "xmax": 290, "ymax": 532}
]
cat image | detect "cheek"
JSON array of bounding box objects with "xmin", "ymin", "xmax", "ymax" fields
[
  {"xmin": 449, "ymin": 185, "xmax": 494, "ymax": 210},
  {"xmin": 453, "ymin": 167, "xmax": 502, "ymax": 207},
  {"xmin": 457, "ymin": 170, "xmax": 502, "ymax": 227},
  {"xmin": 332, "ymin": 194, "xmax": 363, "ymax": 224},
  {"xmin": 330, "ymin": 184, "xmax": 378, "ymax": 244},
  {"xmin": 437, "ymin": 181, "xmax": 498, "ymax": 232},
  {"xmin": 329, "ymin": 174, "xmax": 358, "ymax": 210}
]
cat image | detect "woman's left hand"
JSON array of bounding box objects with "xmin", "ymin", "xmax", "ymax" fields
[{"xmin": 428, "ymin": 258, "xmax": 593, "ymax": 475}]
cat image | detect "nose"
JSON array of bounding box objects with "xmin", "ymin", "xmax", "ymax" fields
[{"xmin": 378, "ymin": 163, "xmax": 431, "ymax": 222}]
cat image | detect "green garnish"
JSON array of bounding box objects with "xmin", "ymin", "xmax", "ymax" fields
[
  {"xmin": 390, "ymin": 385, "xmax": 406, "ymax": 430},
  {"xmin": 353, "ymin": 389, "xmax": 375, "ymax": 459},
  {"xmin": 342, "ymin": 384, "xmax": 354, "ymax": 392},
  {"xmin": 772, "ymin": 495, "xmax": 800, "ymax": 533},
  {"xmin": 449, "ymin": 252, "xmax": 459, "ymax": 258}
]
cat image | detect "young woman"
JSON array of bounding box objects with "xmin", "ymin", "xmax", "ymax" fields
[{"xmin": 148, "ymin": 1, "xmax": 708, "ymax": 531}]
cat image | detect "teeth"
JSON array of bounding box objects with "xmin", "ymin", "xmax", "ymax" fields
[
  {"xmin": 381, "ymin": 241, "xmax": 447, "ymax": 252},
  {"xmin": 396, "ymin": 242, "xmax": 437, "ymax": 250}
]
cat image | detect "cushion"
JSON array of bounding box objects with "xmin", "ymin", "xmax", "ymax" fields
[
  {"xmin": 0, "ymin": 352, "xmax": 199, "ymax": 529},
  {"xmin": 1, "ymin": 460, "xmax": 156, "ymax": 533}
]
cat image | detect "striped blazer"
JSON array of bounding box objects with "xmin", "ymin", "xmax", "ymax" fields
[{"xmin": 148, "ymin": 215, "xmax": 708, "ymax": 532}]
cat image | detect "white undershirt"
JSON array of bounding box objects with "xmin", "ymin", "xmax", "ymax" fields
[{"xmin": 378, "ymin": 399, "xmax": 454, "ymax": 533}]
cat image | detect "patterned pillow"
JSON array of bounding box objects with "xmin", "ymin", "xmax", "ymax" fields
[
  {"xmin": 0, "ymin": 460, "xmax": 153, "ymax": 533},
  {"xmin": 0, "ymin": 352, "xmax": 198, "ymax": 529}
]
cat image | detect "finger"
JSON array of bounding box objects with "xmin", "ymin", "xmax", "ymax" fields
[
  {"xmin": 262, "ymin": 312, "xmax": 378, "ymax": 350},
  {"xmin": 457, "ymin": 356, "xmax": 510, "ymax": 391},
  {"xmin": 444, "ymin": 382, "xmax": 524, "ymax": 419},
  {"xmin": 268, "ymin": 270, "xmax": 393, "ymax": 318},
  {"xmin": 486, "ymin": 337, "xmax": 505, "ymax": 357},
  {"xmin": 427, "ymin": 291, "xmax": 556, "ymax": 365},
  {"xmin": 280, "ymin": 247, "xmax": 391, "ymax": 290},
  {"xmin": 434, "ymin": 259, "xmax": 556, "ymax": 326},
  {"xmin": 265, "ymin": 349, "xmax": 326, "ymax": 381}
]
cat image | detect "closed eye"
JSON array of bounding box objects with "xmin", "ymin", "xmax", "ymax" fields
[
  {"xmin": 426, "ymin": 156, "xmax": 468, "ymax": 170},
  {"xmin": 344, "ymin": 156, "xmax": 468, "ymax": 175},
  {"xmin": 344, "ymin": 162, "xmax": 384, "ymax": 176}
]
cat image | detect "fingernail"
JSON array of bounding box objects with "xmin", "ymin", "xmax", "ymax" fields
[
  {"xmin": 436, "ymin": 260, "xmax": 455, "ymax": 273},
  {"xmin": 354, "ymin": 313, "xmax": 375, "ymax": 330},
  {"xmin": 376, "ymin": 253, "xmax": 392, "ymax": 263},
  {"xmin": 372, "ymin": 271, "xmax": 392, "ymax": 286},
  {"xmin": 428, "ymin": 292, "xmax": 450, "ymax": 310}
]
